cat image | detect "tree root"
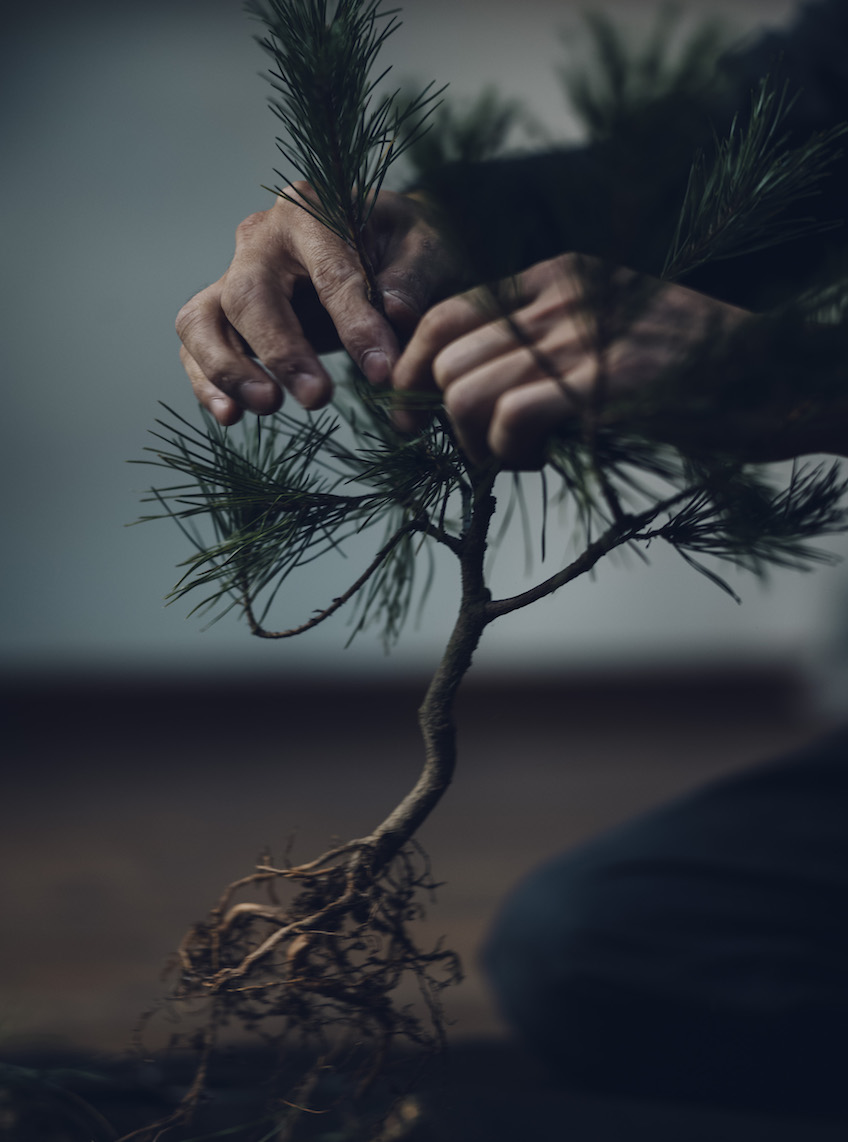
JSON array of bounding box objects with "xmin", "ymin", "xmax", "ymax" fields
[{"xmin": 122, "ymin": 840, "xmax": 460, "ymax": 1142}]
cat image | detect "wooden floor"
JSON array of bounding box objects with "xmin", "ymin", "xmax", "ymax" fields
[
  {"xmin": 3, "ymin": 662, "xmax": 848, "ymax": 1138},
  {"xmin": 1, "ymin": 662, "xmax": 833, "ymax": 1053}
]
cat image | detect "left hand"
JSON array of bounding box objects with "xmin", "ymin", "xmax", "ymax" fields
[
  {"xmin": 392, "ymin": 254, "xmax": 750, "ymax": 468},
  {"xmin": 176, "ymin": 186, "xmax": 456, "ymax": 425}
]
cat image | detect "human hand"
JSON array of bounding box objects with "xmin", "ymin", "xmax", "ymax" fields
[
  {"xmin": 176, "ymin": 185, "xmax": 456, "ymax": 425},
  {"xmin": 392, "ymin": 254, "xmax": 751, "ymax": 468}
]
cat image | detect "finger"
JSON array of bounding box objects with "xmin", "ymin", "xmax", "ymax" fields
[
  {"xmin": 252, "ymin": 194, "xmax": 404, "ymax": 390},
  {"xmin": 212, "ymin": 203, "xmax": 339, "ymax": 409},
  {"xmin": 180, "ymin": 345, "xmax": 244, "ymax": 425},
  {"xmin": 176, "ymin": 283, "xmax": 286, "ymax": 416},
  {"xmin": 436, "ymin": 306, "xmax": 590, "ymax": 463},
  {"xmin": 219, "ymin": 267, "xmax": 335, "ymax": 410},
  {"xmin": 432, "ymin": 294, "xmax": 578, "ymax": 391},
  {"xmin": 441, "ymin": 344, "xmax": 558, "ymax": 464},
  {"xmin": 294, "ymin": 238, "xmax": 404, "ymax": 388},
  {"xmin": 489, "ymin": 359, "xmax": 598, "ymax": 469},
  {"xmin": 376, "ymin": 227, "xmax": 458, "ymax": 340},
  {"xmin": 391, "ymin": 290, "xmax": 497, "ymax": 431},
  {"xmin": 363, "ymin": 189, "xmax": 456, "ymax": 337}
]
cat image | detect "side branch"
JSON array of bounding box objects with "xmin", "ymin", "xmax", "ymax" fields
[
  {"xmin": 486, "ymin": 491, "xmax": 691, "ymax": 619},
  {"xmin": 244, "ymin": 519, "xmax": 421, "ymax": 638},
  {"xmin": 486, "ymin": 526, "xmax": 630, "ymax": 619},
  {"xmin": 417, "ymin": 517, "xmax": 464, "ymax": 555}
]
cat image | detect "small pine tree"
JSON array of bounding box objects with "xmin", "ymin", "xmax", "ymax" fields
[{"xmin": 129, "ymin": 3, "xmax": 848, "ymax": 1137}]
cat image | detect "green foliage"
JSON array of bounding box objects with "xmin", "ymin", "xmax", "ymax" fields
[
  {"xmin": 138, "ymin": 404, "xmax": 362, "ymax": 623},
  {"xmin": 652, "ymin": 461, "xmax": 847, "ymax": 601},
  {"xmin": 546, "ymin": 413, "xmax": 848, "ymax": 602},
  {"xmin": 142, "ymin": 15, "xmax": 848, "ymax": 644},
  {"xmin": 655, "ymin": 461, "xmax": 848, "ymax": 578},
  {"xmin": 560, "ymin": 3, "xmax": 728, "ymax": 142},
  {"xmin": 249, "ymin": 0, "xmax": 444, "ymax": 254},
  {"xmin": 136, "ymin": 380, "xmax": 467, "ymax": 647},
  {"xmin": 664, "ymin": 75, "xmax": 848, "ymax": 279},
  {"xmin": 402, "ymin": 85, "xmax": 530, "ymax": 177}
]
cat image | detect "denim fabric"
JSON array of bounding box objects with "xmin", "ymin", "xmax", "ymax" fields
[{"xmin": 483, "ymin": 728, "xmax": 848, "ymax": 1113}]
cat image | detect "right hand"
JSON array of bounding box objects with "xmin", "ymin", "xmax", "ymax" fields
[
  {"xmin": 393, "ymin": 255, "xmax": 753, "ymax": 468},
  {"xmin": 176, "ymin": 183, "xmax": 456, "ymax": 425}
]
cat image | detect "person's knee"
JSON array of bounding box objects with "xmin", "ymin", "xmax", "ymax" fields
[{"xmin": 482, "ymin": 848, "xmax": 601, "ymax": 1060}]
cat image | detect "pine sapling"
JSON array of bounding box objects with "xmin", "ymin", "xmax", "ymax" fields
[{"xmin": 129, "ymin": 6, "xmax": 848, "ymax": 1138}]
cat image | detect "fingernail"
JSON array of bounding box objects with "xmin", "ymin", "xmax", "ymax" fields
[
  {"xmin": 383, "ymin": 288, "xmax": 420, "ymax": 316},
  {"xmin": 237, "ymin": 379, "xmax": 276, "ymax": 412},
  {"xmin": 289, "ymin": 372, "xmax": 326, "ymax": 408},
  {"xmin": 210, "ymin": 396, "xmax": 232, "ymax": 418},
  {"xmin": 361, "ymin": 350, "xmax": 391, "ymax": 386}
]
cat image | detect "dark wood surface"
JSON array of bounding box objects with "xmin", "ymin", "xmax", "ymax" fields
[
  {"xmin": 1, "ymin": 664, "xmax": 844, "ymax": 1139},
  {"xmin": 1, "ymin": 662, "xmax": 831, "ymax": 1051}
]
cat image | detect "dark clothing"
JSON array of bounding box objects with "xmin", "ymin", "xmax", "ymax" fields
[
  {"xmin": 467, "ymin": 2, "xmax": 848, "ymax": 1114},
  {"xmin": 483, "ymin": 729, "xmax": 848, "ymax": 1115},
  {"xmin": 420, "ymin": 1, "xmax": 848, "ymax": 310}
]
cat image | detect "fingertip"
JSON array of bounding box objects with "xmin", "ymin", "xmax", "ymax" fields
[
  {"xmin": 361, "ymin": 349, "xmax": 392, "ymax": 387},
  {"xmin": 489, "ymin": 385, "xmax": 561, "ymax": 470},
  {"xmin": 237, "ymin": 379, "xmax": 283, "ymax": 415},
  {"xmin": 289, "ymin": 371, "xmax": 333, "ymax": 409},
  {"xmin": 208, "ymin": 396, "xmax": 243, "ymax": 426}
]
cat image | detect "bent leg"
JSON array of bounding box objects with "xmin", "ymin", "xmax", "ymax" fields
[{"xmin": 483, "ymin": 728, "xmax": 848, "ymax": 1114}]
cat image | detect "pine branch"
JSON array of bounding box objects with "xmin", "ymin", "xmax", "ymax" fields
[
  {"xmin": 243, "ymin": 516, "xmax": 421, "ymax": 638},
  {"xmin": 137, "ymin": 392, "xmax": 467, "ymax": 643},
  {"xmin": 560, "ymin": 4, "xmax": 728, "ymax": 143},
  {"xmin": 664, "ymin": 73, "xmax": 848, "ymax": 280},
  {"xmin": 402, "ymin": 85, "xmax": 529, "ymax": 176},
  {"xmin": 248, "ymin": 0, "xmax": 445, "ymax": 301},
  {"xmin": 486, "ymin": 490, "xmax": 690, "ymax": 620},
  {"xmin": 640, "ymin": 460, "xmax": 848, "ymax": 575}
]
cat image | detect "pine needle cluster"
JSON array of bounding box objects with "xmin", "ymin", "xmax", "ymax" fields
[
  {"xmin": 560, "ymin": 4, "xmax": 728, "ymax": 143},
  {"xmin": 249, "ymin": 0, "xmax": 444, "ymax": 300},
  {"xmin": 402, "ymin": 85, "xmax": 530, "ymax": 176},
  {"xmin": 137, "ymin": 375, "xmax": 467, "ymax": 647},
  {"xmin": 664, "ymin": 76, "xmax": 848, "ymax": 279}
]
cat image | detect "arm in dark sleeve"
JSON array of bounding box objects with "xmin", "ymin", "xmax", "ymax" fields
[
  {"xmin": 722, "ymin": 0, "xmax": 848, "ymax": 136},
  {"xmin": 416, "ymin": 1, "xmax": 848, "ymax": 310}
]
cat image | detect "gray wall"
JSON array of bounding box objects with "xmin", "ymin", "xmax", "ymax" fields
[{"xmin": 7, "ymin": 0, "xmax": 845, "ymax": 682}]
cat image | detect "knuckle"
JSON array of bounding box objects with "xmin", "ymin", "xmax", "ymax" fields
[
  {"xmin": 271, "ymin": 181, "xmax": 317, "ymax": 214},
  {"xmin": 175, "ymin": 298, "xmax": 203, "ymax": 340},
  {"xmin": 220, "ymin": 271, "xmax": 264, "ymax": 324},
  {"xmin": 494, "ymin": 387, "xmax": 530, "ymax": 434},
  {"xmin": 234, "ymin": 211, "xmax": 267, "ymax": 243},
  {"xmin": 442, "ymin": 380, "xmax": 480, "ymax": 428},
  {"xmin": 415, "ymin": 299, "xmax": 454, "ymax": 346},
  {"xmin": 343, "ymin": 313, "xmax": 383, "ymax": 354},
  {"xmin": 309, "ymin": 255, "xmax": 355, "ymax": 302}
]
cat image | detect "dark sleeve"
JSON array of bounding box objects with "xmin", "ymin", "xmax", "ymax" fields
[
  {"xmin": 722, "ymin": 0, "xmax": 848, "ymax": 136},
  {"xmin": 417, "ymin": 129, "xmax": 704, "ymax": 287},
  {"xmin": 416, "ymin": 1, "xmax": 848, "ymax": 310}
]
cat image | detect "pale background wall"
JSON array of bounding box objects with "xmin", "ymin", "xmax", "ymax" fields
[{"xmin": 6, "ymin": 0, "xmax": 847, "ymax": 682}]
